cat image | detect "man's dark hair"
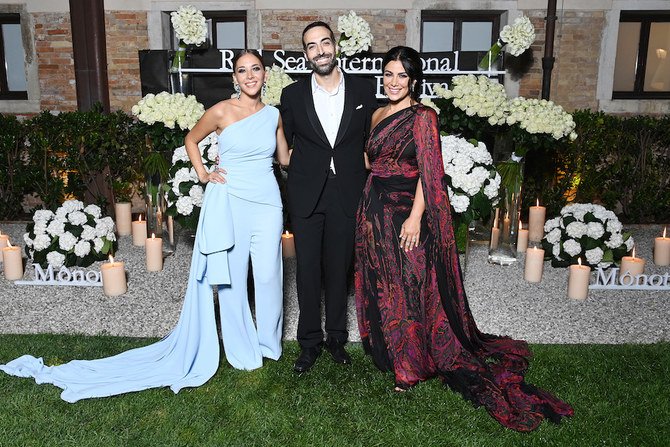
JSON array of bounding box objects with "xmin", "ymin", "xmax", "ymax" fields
[{"xmin": 301, "ymin": 21, "xmax": 336, "ymax": 50}]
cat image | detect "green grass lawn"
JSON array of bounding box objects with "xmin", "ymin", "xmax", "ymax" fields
[{"xmin": 0, "ymin": 335, "xmax": 668, "ymax": 447}]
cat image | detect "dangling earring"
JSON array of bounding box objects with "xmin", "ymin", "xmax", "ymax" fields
[
  {"xmin": 233, "ymin": 82, "xmax": 241, "ymax": 99},
  {"xmin": 261, "ymin": 82, "xmax": 267, "ymax": 98}
]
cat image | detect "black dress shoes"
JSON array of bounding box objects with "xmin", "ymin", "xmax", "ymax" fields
[
  {"xmin": 294, "ymin": 346, "xmax": 322, "ymax": 373},
  {"xmin": 324, "ymin": 340, "xmax": 352, "ymax": 365}
]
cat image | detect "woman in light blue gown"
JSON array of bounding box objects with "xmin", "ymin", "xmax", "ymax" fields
[{"xmin": 0, "ymin": 50, "xmax": 291, "ymax": 403}]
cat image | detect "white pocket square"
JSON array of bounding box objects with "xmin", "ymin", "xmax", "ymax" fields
[{"xmin": 356, "ymin": 104, "xmax": 363, "ymax": 110}]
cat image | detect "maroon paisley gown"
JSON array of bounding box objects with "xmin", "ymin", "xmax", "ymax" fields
[{"xmin": 354, "ymin": 104, "xmax": 573, "ymax": 432}]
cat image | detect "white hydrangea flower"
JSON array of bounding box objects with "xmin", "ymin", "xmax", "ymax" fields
[
  {"xmin": 625, "ymin": 236, "xmax": 635, "ymax": 251},
  {"xmin": 46, "ymin": 218, "xmax": 66, "ymax": 237},
  {"xmin": 93, "ymin": 237, "xmax": 104, "ymax": 252},
  {"xmin": 585, "ymin": 247, "xmax": 604, "ymax": 265},
  {"xmin": 546, "ymin": 228, "xmax": 562, "ymax": 245},
  {"xmin": 23, "ymin": 233, "xmax": 34, "ymax": 247},
  {"xmin": 81, "ymin": 225, "xmax": 96, "ymax": 241},
  {"xmin": 586, "ymin": 222, "xmax": 605, "ymax": 240},
  {"xmin": 552, "ymin": 243, "xmax": 562, "ymax": 260},
  {"xmin": 605, "ymin": 233, "xmax": 623, "ymax": 249},
  {"xmin": 176, "ymin": 195, "xmax": 194, "ymax": 216},
  {"xmin": 83, "ymin": 204, "xmax": 101, "ymax": 219},
  {"xmin": 544, "ymin": 217, "xmax": 560, "ymax": 232},
  {"xmin": 565, "ymin": 221, "xmax": 588, "ymax": 239},
  {"xmin": 46, "ymin": 251, "xmax": 66, "ymax": 268},
  {"xmin": 563, "ymin": 239, "xmax": 582, "ymax": 257},
  {"xmin": 68, "ymin": 210, "xmax": 88, "ymax": 226},
  {"xmin": 449, "ymin": 193, "xmax": 470, "ymax": 214},
  {"xmin": 74, "ymin": 240, "xmax": 91, "ymax": 258},
  {"xmin": 189, "ymin": 184, "xmax": 204, "ymax": 207},
  {"xmin": 33, "ymin": 209, "xmax": 54, "ymax": 224},
  {"xmin": 33, "ymin": 234, "xmax": 52, "ymax": 251},
  {"xmin": 58, "ymin": 231, "xmax": 78, "ymax": 252}
]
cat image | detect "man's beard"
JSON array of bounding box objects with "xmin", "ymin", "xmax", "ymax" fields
[{"xmin": 308, "ymin": 53, "xmax": 338, "ymax": 75}]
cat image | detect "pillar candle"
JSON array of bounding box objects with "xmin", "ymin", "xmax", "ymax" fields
[
  {"xmin": 490, "ymin": 227, "xmax": 500, "ymax": 249},
  {"xmin": 516, "ymin": 221, "xmax": 529, "ymax": 252},
  {"xmin": 653, "ymin": 227, "xmax": 670, "ymax": 266},
  {"xmin": 281, "ymin": 231, "xmax": 296, "ymax": 258},
  {"xmin": 568, "ymin": 259, "xmax": 591, "ymax": 300},
  {"xmin": 101, "ymin": 256, "xmax": 127, "ymax": 296},
  {"xmin": 114, "ymin": 202, "xmax": 132, "ymax": 236},
  {"xmin": 132, "ymin": 215, "xmax": 147, "ymax": 246},
  {"xmin": 523, "ymin": 246, "xmax": 545, "ymax": 283},
  {"xmin": 145, "ymin": 233, "xmax": 163, "ymax": 272},
  {"xmin": 619, "ymin": 248, "xmax": 645, "ymax": 285},
  {"xmin": 528, "ymin": 200, "xmax": 546, "ymax": 243},
  {"xmin": 2, "ymin": 242, "xmax": 23, "ymax": 280},
  {"xmin": 0, "ymin": 231, "xmax": 8, "ymax": 263}
]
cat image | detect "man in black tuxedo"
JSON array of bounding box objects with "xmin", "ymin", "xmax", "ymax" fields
[{"xmin": 279, "ymin": 21, "xmax": 377, "ymax": 373}]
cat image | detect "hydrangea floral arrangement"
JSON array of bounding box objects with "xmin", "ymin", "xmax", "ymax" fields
[
  {"xmin": 261, "ymin": 65, "xmax": 295, "ymax": 106},
  {"xmin": 165, "ymin": 132, "xmax": 219, "ymax": 230},
  {"xmin": 337, "ymin": 10, "xmax": 373, "ymax": 56},
  {"xmin": 23, "ymin": 200, "xmax": 117, "ymax": 269},
  {"xmin": 479, "ymin": 15, "xmax": 536, "ymax": 70},
  {"xmin": 441, "ymin": 135, "xmax": 501, "ymax": 251},
  {"xmin": 541, "ymin": 203, "xmax": 634, "ymax": 268},
  {"xmin": 170, "ymin": 5, "xmax": 207, "ymax": 70}
]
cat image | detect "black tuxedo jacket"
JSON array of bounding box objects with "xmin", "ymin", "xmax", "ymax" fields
[{"xmin": 279, "ymin": 72, "xmax": 377, "ymax": 218}]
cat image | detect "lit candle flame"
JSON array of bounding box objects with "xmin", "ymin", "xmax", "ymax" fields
[
  {"xmin": 7, "ymin": 240, "xmax": 13, "ymax": 248},
  {"xmin": 518, "ymin": 220, "xmax": 523, "ymax": 229},
  {"xmin": 536, "ymin": 198, "xmax": 540, "ymax": 207},
  {"xmin": 664, "ymin": 227, "xmax": 667, "ymax": 238},
  {"xmin": 151, "ymin": 233, "xmax": 156, "ymax": 240},
  {"xmin": 138, "ymin": 214, "xmax": 143, "ymax": 221},
  {"xmin": 578, "ymin": 257, "xmax": 582, "ymax": 266},
  {"xmin": 108, "ymin": 255, "xmax": 115, "ymax": 263},
  {"xmin": 632, "ymin": 247, "xmax": 636, "ymax": 259},
  {"xmin": 284, "ymin": 230, "xmax": 289, "ymax": 236}
]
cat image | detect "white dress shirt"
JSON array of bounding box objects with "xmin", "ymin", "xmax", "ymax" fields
[{"xmin": 311, "ymin": 69, "xmax": 345, "ymax": 174}]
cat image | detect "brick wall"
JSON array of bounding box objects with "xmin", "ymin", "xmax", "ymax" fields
[
  {"xmin": 519, "ymin": 10, "xmax": 605, "ymax": 111},
  {"xmin": 105, "ymin": 11, "xmax": 149, "ymax": 111},
  {"xmin": 262, "ymin": 10, "xmax": 406, "ymax": 52},
  {"xmin": 33, "ymin": 13, "xmax": 77, "ymax": 112}
]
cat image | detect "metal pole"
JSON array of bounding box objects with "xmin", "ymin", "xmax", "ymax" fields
[{"xmin": 541, "ymin": 0, "xmax": 558, "ymax": 99}]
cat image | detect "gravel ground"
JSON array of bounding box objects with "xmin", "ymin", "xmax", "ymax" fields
[{"xmin": 1, "ymin": 222, "xmax": 668, "ymax": 344}]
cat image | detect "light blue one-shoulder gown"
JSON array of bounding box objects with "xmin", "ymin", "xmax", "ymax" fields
[{"xmin": 0, "ymin": 105, "xmax": 284, "ymax": 402}]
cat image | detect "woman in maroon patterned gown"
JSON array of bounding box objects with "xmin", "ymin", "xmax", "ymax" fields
[{"xmin": 354, "ymin": 46, "xmax": 573, "ymax": 432}]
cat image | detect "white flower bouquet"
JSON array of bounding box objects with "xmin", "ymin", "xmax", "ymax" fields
[
  {"xmin": 165, "ymin": 132, "xmax": 219, "ymax": 230},
  {"xmin": 434, "ymin": 75, "xmax": 508, "ymax": 126},
  {"xmin": 541, "ymin": 203, "xmax": 634, "ymax": 268},
  {"xmin": 441, "ymin": 135, "xmax": 501, "ymax": 216},
  {"xmin": 479, "ymin": 15, "xmax": 536, "ymax": 70},
  {"xmin": 170, "ymin": 5, "xmax": 207, "ymax": 70},
  {"xmin": 507, "ymin": 97, "xmax": 577, "ymax": 142},
  {"xmin": 262, "ymin": 65, "xmax": 295, "ymax": 106},
  {"xmin": 441, "ymin": 135, "xmax": 501, "ymax": 251},
  {"xmin": 131, "ymin": 92, "xmax": 205, "ymax": 131},
  {"xmin": 23, "ymin": 200, "xmax": 117, "ymax": 269},
  {"xmin": 337, "ymin": 11, "xmax": 373, "ymax": 56}
]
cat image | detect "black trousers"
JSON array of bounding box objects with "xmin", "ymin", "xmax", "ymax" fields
[{"xmin": 291, "ymin": 175, "xmax": 355, "ymax": 348}]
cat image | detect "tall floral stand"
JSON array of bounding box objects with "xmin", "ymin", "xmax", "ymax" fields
[
  {"xmin": 488, "ymin": 158, "xmax": 524, "ymax": 265},
  {"xmin": 145, "ymin": 173, "xmax": 175, "ymax": 257},
  {"xmin": 169, "ymin": 46, "xmax": 193, "ymax": 95}
]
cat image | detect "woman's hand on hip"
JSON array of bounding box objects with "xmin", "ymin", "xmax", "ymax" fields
[{"xmin": 199, "ymin": 167, "xmax": 227, "ymax": 184}]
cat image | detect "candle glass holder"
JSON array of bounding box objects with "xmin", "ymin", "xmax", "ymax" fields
[
  {"xmin": 145, "ymin": 173, "xmax": 175, "ymax": 257},
  {"xmin": 488, "ymin": 159, "xmax": 524, "ymax": 265}
]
